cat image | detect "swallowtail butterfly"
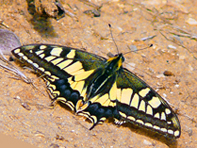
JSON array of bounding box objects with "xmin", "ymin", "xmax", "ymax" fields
[{"xmin": 12, "ymin": 44, "xmax": 181, "ymax": 138}]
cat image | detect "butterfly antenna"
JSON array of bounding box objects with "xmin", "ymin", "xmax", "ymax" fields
[
  {"xmin": 123, "ymin": 44, "xmax": 153, "ymax": 55},
  {"xmin": 108, "ymin": 24, "xmax": 119, "ymax": 54}
]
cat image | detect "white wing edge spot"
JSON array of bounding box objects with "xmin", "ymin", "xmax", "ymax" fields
[
  {"xmin": 27, "ymin": 59, "xmax": 33, "ymax": 64},
  {"xmin": 168, "ymin": 129, "xmax": 174, "ymax": 135},
  {"xmin": 18, "ymin": 53, "xmax": 24, "ymax": 57},
  {"xmin": 160, "ymin": 128, "xmax": 167, "ymax": 132},
  {"xmin": 38, "ymin": 67, "xmax": 45, "ymax": 72},
  {"xmin": 174, "ymin": 130, "xmax": 180, "ymax": 137},
  {"xmin": 39, "ymin": 45, "xmax": 47, "ymax": 49},
  {"xmin": 44, "ymin": 71, "xmax": 52, "ymax": 76},
  {"xmin": 119, "ymin": 111, "xmax": 127, "ymax": 118},
  {"xmin": 22, "ymin": 55, "xmax": 28, "ymax": 60},
  {"xmin": 13, "ymin": 48, "xmax": 20, "ymax": 54},
  {"xmin": 145, "ymin": 122, "xmax": 153, "ymax": 128},
  {"xmin": 153, "ymin": 125, "xmax": 160, "ymax": 130},
  {"xmin": 127, "ymin": 116, "xmax": 135, "ymax": 121},
  {"xmin": 136, "ymin": 119, "xmax": 144, "ymax": 125},
  {"xmin": 33, "ymin": 63, "xmax": 39, "ymax": 68}
]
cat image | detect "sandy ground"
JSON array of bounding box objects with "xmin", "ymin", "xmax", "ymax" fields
[{"xmin": 0, "ymin": 0, "xmax": 197, "ymax": 147}]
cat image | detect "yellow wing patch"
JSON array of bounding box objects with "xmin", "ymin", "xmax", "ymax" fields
[
  {"xmin": 109, "ymin": 82, "xmax": 117, "ymax": 101},
  {"xmin": 63, "ymin": 61, "xmax": 83, "ymax": 74},
  {"xmin": 130, "ymin": 94, "xmax": 139, "ymax": 109},
  {"xmin": 50, "ymin": 47, "xmax": 63, "ymax": 56},
  {"xmin": 121, "ymin": 88, "xmax": 133, "ymax": 105},
  {"xmin": 148, "ymin": 97, "xmax": 161, "ymax": 108}
]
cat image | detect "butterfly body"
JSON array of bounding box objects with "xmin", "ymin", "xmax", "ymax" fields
[{"xmin": 12, "ymin": 44, "xmax": 181, "ymax": 138}]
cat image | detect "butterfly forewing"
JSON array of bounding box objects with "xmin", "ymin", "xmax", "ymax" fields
[
  {"xmin": 115, "ymin": 69, "xmax": 181, "ymax": 138},
  {"xmin": 12, "ymin": 44, "xmax": 181, "ymax": 139},
  {"xmin": 12, "ymin": 44, "xmax": 106, "ymax": 110}
]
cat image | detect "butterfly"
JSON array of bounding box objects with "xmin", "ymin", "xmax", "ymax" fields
[{"xmin": 11, "ymin": 43, "xmax": 181, "ymax": 138}]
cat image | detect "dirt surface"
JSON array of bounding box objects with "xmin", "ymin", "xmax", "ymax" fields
[{"xmin": 0, "ymin": 0, "xmax": 197, "ymax": 148}]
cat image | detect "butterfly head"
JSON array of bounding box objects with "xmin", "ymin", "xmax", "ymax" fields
[{"xmin": 106, "ymin": 53, "xmax": 125, "ymax": 73}]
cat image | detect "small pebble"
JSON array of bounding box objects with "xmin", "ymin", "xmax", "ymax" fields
[
  {"xmin": 167, "ymin": 45, "xmax": 177, "ymax": 49},
  {"xmin": 186, "ymin": 18, "xmax": 197, "ymax": 25},
  {"xmin": 0, "ymin": 29, "xmax": 21, "ymax": 55},
  {"xmin": 163, "ymin": 70, "xmax": 175, "ymax": 76}
]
